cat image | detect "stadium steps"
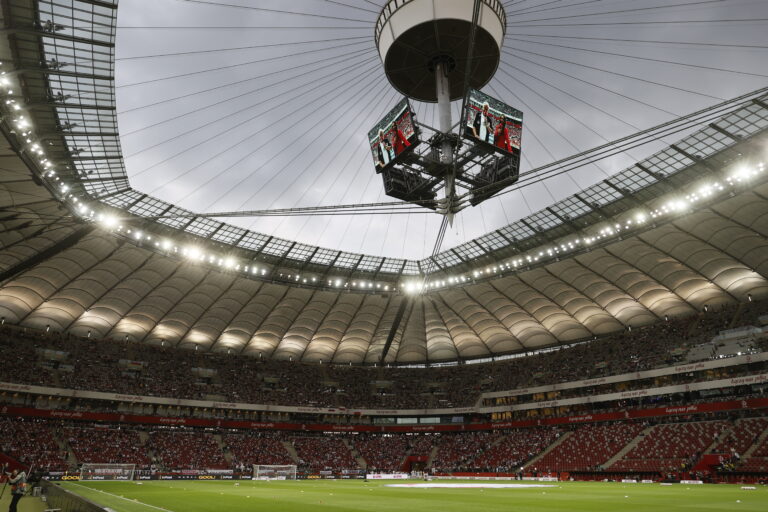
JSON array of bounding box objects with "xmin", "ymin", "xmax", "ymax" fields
[
  {"xmin": 523, "ymin": 431, "xmax": 572, "ymax": 470},
  {"xmin": 603, "ymin": 425, "xmax": 654, "ymax": 469},
  {"xmin": 341, "ymin": 439, "xmax": 368, "ymax": 470},
  {"xmin": 425, "ymin": 445, "xmax": 440, "ymax": 469},
  {"xmin": 137, "ymin": 431, "xmax": 156, "ymax": 463},
  {"xmin": 281, "ymin": 441, "xmax": 300, "ymax": 464},
  {"xmin": 743, "ymin": 425, "xmax": 768, "ymax": 458},
  {"xmin": 475, "ymin": 431, "xmax": 513, "ymax": 461},
  {"xmin": 728, "ymin": 303, "xmax": 746, "ymax": 328},
  {"xmin": 54, "ymin": 434, "xmax": 78, "ymax": 467},
  {"xmin": 704, "ymin": 424, "xmax": 734, "ymax": 455},
  {"xmin": 685, "ymin": 314, "xmax": 704, "ymax": 338},
  {"xmin": 213, "ymin": 434, "xmax": 233, "ymax": 464}
]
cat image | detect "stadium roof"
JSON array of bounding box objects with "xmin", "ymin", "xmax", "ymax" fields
[{"xmin": 0, "ymin": 0, "xmax": 766, "ymax": 363}]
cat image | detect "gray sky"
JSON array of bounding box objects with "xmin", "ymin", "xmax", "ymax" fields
[{"xmin": 114, "ymin": 0, "xmax": 768, "ymax": 260}]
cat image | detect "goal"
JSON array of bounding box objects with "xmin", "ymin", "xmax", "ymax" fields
[
  {"xmin": 253, "ymin": 464, "xmax": 297, "ymax": 480},
  {"xmin": 79, "ymin": 463, "xmax": 136, "ymax": 481}
]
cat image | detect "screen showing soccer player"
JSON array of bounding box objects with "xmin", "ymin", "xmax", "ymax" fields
[
  {"xmin": 368, "ymin": 98, "xmax": 419, "ymax": 171},
  {"xmin": 462, "ymin": 89, "xmax": 523, "ymax": 157}
]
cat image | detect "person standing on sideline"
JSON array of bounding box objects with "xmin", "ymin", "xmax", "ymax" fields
[{"xmin": 5, "ymin": 469, "xmax": 26, "ymax": 512}]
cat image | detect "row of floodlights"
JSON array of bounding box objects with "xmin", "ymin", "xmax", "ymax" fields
[
  {"xmin": 1, "ymin": 64, "xmax": 764, "ymax": 295},
  {"xmin": 78, "ymin": 208, "xmax": 396, "ymax": 291},
  {"xmin": 401, "ymin": 162, "xmax": 765, "ymax": 294},
  {"xmin": 0, "ymin": 69, "xmax": 398, "ymax": 293}
]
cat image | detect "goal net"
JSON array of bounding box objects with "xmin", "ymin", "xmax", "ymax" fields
[
  {"xmin": 253, "ymin": 464, "xmax": 297, "ymax": 480},
  {"xmin": 79, "ymin": 463, "xmax": 136, "ymax": 481}
]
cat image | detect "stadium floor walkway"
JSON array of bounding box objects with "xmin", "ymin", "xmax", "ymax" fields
[{"xmin": 0, "ymin": 492, "xmax": 47, "ymax": 512}]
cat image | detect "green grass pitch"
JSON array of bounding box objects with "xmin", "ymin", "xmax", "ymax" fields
[{"xmin": 59, "ymin": 479, "xmax": 767, "ymax": 512}]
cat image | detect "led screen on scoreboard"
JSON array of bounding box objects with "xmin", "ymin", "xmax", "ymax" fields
[
  {"xmin": 368, "ymin": 98, "xmax": 419, "ymax": 171},
  {"xmin": 462, "ymin": 89, "xmax": 523, "ymax": 157}
]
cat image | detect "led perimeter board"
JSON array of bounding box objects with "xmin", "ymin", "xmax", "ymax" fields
[
  {"xmin": 368, "ymin": 98, "xmax": 419, "ymax": 171},
  {"xmin": 462, "ymin": 88, "xmax": 523, "ymax": 157}
]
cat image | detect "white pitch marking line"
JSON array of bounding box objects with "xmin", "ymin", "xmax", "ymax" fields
[{"xmin": 68, "ymin": 482, "xmax": 176, "ymax": 512}]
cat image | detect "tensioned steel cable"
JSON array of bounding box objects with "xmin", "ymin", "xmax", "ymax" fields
[
  {"xmin": 415, "ymin": 215, "xmax": 452, "ymax": 288},
  {"xmin": 507, "ymin": 36, "xmax": 768, "ymax": 78},
  {"xmin": 486, "ymin": 82, "xmax": 583, "ymax": 202},
  {"xmin": 507, "ymin": 0, "xmax": 606, "ymax": 17},
  {"xmin": 116, "ymin": 36, "xmax": 371, "ymax": 61},
  {"xmin": 487, "ymin": 81, "xmax": 607, "ymax": 189},
  {"xmin": 118, "ymin": 40, "xmax": 373, "ymax": 89},
  {"xmin": 280, "ymin": 93, "xmax": 401, "ymax": 241},
  {"xmin": 480, "ymin": 90, "xmax": 765, "ymax": 193},
  {"xmin": 118, "ymin": 45, "xmax": 375, "ymax": 115},
  {"xmin": 505, "ymin": 0, "xmax": 727, "ymax": 25},
  {"xmin": 505, "ymin": 32, "xmax": 768, "ymax": 50},
  {"xmin": 122, "ymin": 48, "xmax": 376, "ymax": 157},
  {"xmin": 150, "ymin": 204, "xmax": 430, "ymax": 220},
  {"xmin": 501, "ymin": 47, "xmax": 724, "ymax": 100},
  {"xmin": 314, "ymin": 0, "xmax": 379, "ymax": 14},
  {"xmin": 226, "ymin": 76, "xmax": 394, "ymax": 214},
  {"xmin": 497, "ymin": 67, "xmax": 646, "ymax": 163},
  {"xmin": 501, "ymin": 54, "xmax": 677, "ymax": 117},
  {"xmin": 463, "ymin": 87, "xmax": 768, "ymax": 201},
  {"xmin": 129, "ymin": 55, "xmax": 379, "ymax": 183},
  {"xmin": 502, "ymin": 0, "xmax": 539, "ymax": 8},
  {"xmin": 499, "ymin": 61, "xmax": 642, "ymax": 131},
  {"xmin": 121, "ymin": 45, "xmax": 375, "ymax": 139},
  {"xmin": 501, "ymin": 17, "xmax": 768, "ymax": 28},
  {"xmin": 172, "ymin": 0, "xmax": 376, "ymax": 21},
  {"xmin": 151, "ymin": 87, "xmax": 768, "ymax": 221},
  {"xmin": 154, "ymin": 64, "xmax": 384, "ymax": 205},
  {"xmin": 262, "ymin": 84, "xmax": 400, "ymax": 231},
  {"xmin": 492, "ymin": 64, "xmax": 647, "ymax": 162},
  {"xmin": 116, "ymin": 25, "xmax": 372, "ymax": 30},
  {"xmin": 479, "ymin": 105, "xmax": 748, "ymax": 203}
]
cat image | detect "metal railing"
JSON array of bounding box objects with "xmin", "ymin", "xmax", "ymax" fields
[{"xmin": 42, "ymin": 481, "xmax": 108, "ymax": 512}]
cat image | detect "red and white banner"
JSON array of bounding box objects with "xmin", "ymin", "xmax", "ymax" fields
[
  {"xmin": 0, "ymin": 397, "xmax": 766, "ymax": 433},
  {"xmin": 482, "ymin": 352, "xmax": 768, "ymax": 400},
  {"xmin": 481, "ymin": 373, "xmax": 768, "ymax": 413}
]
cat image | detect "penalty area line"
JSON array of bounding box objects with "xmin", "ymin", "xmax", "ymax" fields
[{"xmin": 67, "ymin": 482, "xmax": 176, "ymax": 512}]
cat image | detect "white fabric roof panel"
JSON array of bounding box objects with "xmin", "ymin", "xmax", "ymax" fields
[
  {"xmin": 70, "ymin": 254, "xmax": 178, "ymax": 339},
  {"xmin": 0, "ymin": 181, "xmax": 766, "ymax": 362},
  {"xmin": 545, "ymin": 259, "xmax": 656, "ymax": 327},
  {"xmin": 109, "ymin": 264, "xmax": 207, "ymax": 343},
  {"xmin": 244, "ymin": 287, "xmax": 311, "ymax": 357},
  {"xmin": 181, "ymin": 277, "xmax": 264, "ymax": 351},
  {"xmin": 334, "ymin": 294, "xmax": 390, "ymax": 364},
  {"xmin": 423, "ymin": 297, "xmax": 460, "ymax": 361},
  {"xmin": 24, "ymin": 243, "xmax": 147, "ymax": 332},
  {"xmin": 518, "ymin": 268, "xmax": 624, "ymax": 335},
  {"xmin": 274, "ymin": 291, "xmax": 337, "ymax": 361},
  {"xmin": 576, "ymin": 249, "xmax": 694, "ymax": 319},
  {"xmin": 0, "ymin": 200, "xmax": 765, "ymax": 361},
  {"xmin": 304, "ymin": 293, "xmax": 365, "ymax": 363},
  {"xmin": 366, "ymin": 295, "xmax": 407, "ymax": 364},
  {"xmin": 0, "ymin": 132, "xmax": 767, "ymax": 364},
  {"xmin": 397, "ymin": 297, "xmax": 428, "ymax": 363}
]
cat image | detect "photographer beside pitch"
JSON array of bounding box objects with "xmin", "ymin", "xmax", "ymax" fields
[{"xmin": 2, "ymin": 467, "xmax": 27, "ymax": 512}]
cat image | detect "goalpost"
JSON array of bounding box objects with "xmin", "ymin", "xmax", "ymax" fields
[
  {"xmin": 79, "ymin": 463, "xmax": 136, "ymax": 481},
  {"xmin": 252, "ymin": 464, "xmax": 297, "ymax": 480}
]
